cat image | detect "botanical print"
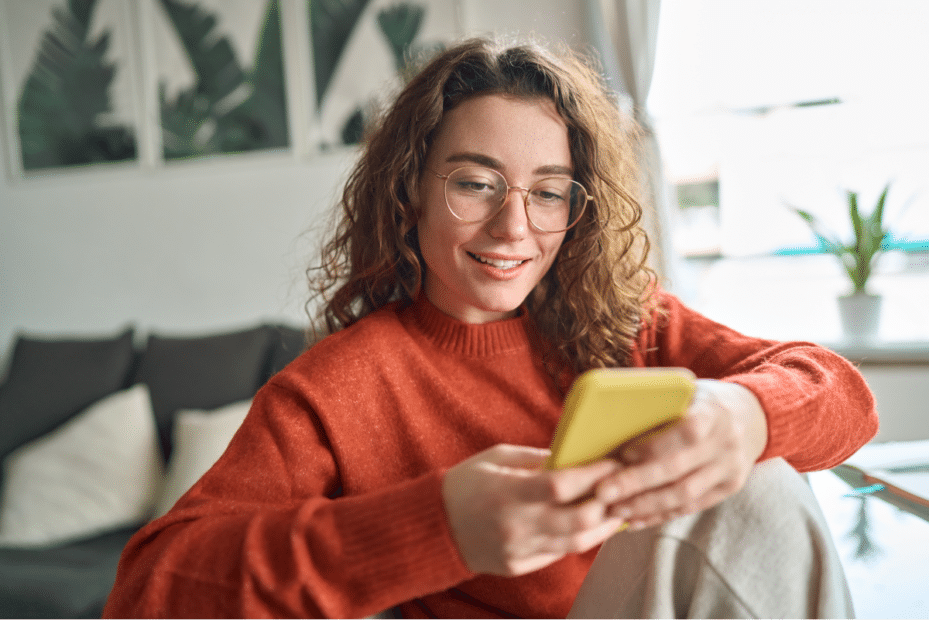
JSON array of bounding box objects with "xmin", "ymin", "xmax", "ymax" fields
[{"xmin": 12, "ymin": 0, "xmax": 138, "ymax": 171}]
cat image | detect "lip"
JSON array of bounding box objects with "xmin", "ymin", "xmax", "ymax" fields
[{"xmin": 466, "ymin": 251, "xmax": 532, "ymax": 280}]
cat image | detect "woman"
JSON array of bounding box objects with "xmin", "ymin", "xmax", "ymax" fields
[{"xmin": 105, "ymin": 38, "xmax": 876, "ymax": 618}]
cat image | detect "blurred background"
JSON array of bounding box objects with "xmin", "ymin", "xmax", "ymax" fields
[{"xmin": 1, "ymin": 0, "xmax": 927, "ymax": 427}]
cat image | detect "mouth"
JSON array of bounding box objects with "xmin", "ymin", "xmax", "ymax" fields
[{"xmin": 467, "ymin": 252, "xmax": 528, "ymax": 270}]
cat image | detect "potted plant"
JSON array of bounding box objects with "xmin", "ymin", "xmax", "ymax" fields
[{"xmin": 790, "ymin": 184, "xmax": 890, "ymax": 341}]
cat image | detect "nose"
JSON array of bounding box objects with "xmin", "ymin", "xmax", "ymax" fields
[{"xmin": 487, "ymin": 185, "xmax": 530, "ymax": 240}]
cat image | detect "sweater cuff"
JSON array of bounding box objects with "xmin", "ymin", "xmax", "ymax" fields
[
  {"xmin": 725, "ymin": 373, "xmax": 798, "ymax": 464},
  {"xmin": 327, "ymin": 470, "xmax": 473, "ymax": 603}
]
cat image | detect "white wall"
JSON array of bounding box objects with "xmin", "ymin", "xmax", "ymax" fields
[
  {"xmin": 0, "ymin": 0, "xmax": 590, "ymax": 367},
  {"xmin": 0, "ymin": 150, "xmax": 355, "ymax": 346}
]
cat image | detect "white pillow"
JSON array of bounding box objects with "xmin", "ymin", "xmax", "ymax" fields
[
  {"xmin": 153, "ymin": 399, "xmax": 251, "ymax": 517},
  {"xmin": 0, "ymin": 384, "xmax": 164, "ymax": 547}
]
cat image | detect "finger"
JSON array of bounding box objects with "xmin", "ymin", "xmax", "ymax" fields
[
  {"xmin": 541, "ymin": 498, "xmax": 609, "ymax": 536},
  {"xmin": 620, "ymin": 407, "xmax": 715, "ymax": 465},
  {"xmin": 536, "ymin": 505, "xmax": 626, "ymax": 556},
  {"xmin": 612, "ymin": 461, "xmax": 720, "ymax": 518},
  {"xmin": 523, "ymin": 459, "xmax": 620, "ymax": 504},
  {"xmin": 481, "ymin": 444, "xmax": 552, "ymax": 469},
  {"xmin": 595, "ymin": 443, "xmax": 709, "ymax": 505},
  {"xmin": 623, "ymin": 481, "xmax": 741, "ymax": 531},
  {"xmin": 609, "ymin": 460, "xmax": 747, "ymax": 526}
]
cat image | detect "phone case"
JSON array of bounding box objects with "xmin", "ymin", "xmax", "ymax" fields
[{"xmin": 546, "ymin": 368, "xmax": 697, "ymax": 469}]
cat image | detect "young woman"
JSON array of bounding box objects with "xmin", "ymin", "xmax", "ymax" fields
[{"xmin": 105, "ymin": 38, "xmax": 876, "ymax": 618}]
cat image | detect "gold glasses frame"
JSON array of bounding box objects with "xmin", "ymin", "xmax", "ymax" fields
[{"xmin": 428, "ymin": 166, "xmax": 592, "ymax": 233}]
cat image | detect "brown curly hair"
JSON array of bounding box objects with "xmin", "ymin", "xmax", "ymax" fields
[{"xmin": 309, "ymin": 36, "xmax": 656, "ymax": 372}]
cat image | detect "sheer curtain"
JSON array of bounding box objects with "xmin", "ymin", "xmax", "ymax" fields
[{"xmin": 586, "ymin": 0, "xmax": 678, "ymax": 288}]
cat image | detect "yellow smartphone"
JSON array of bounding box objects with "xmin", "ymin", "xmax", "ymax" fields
[{"xmin": 545, "ymin": 368, "xmax": 697, "ymax": 470}]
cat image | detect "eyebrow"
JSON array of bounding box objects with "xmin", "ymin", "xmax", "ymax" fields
[{"xmin": 445, "ymin": 152, "xmax": 573, "ymax": 177}]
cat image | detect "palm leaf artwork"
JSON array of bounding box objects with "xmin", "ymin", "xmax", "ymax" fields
[
  {"xmin": 17, "ymin": 0, "xmax": 136, "ymax": 171},
  {"xmin": 309, "ymin": 0, "xmax": 372, "ymax": 109},
  {"xmin": 790, "ymin": 184, "xmax": 891, "ymax": 294},
  {"xmin": 339, "ymin": 2, "xmax": 440, "ymax": 145},
  {"xmin": 158, "ymin": 0, "xmax": 289, "ymax": 159},
  {"xmin": 376, "ymin": 3, "xmax": 443, "ymax": 82}
]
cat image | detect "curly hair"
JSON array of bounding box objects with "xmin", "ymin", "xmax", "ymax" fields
[{"xmin": 308, "ymin": 36, "xmax": 656, "ymax": 372}]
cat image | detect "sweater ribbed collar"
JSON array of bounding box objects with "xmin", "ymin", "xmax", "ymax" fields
[{"xmin": 405, "ymin": 292, "xmax": 532, "ymax": 357}]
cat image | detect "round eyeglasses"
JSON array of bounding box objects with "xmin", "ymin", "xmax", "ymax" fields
[{"xmin": 429, "ymin": 166, "xmax": 591, "ymax": 233}]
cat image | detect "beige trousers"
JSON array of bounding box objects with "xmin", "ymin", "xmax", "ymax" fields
[{"xmin": 569, "ymin": 458, "xmax": 854, "ymax": 619}]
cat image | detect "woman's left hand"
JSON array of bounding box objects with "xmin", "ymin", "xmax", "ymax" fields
[{"xmin": 595, "ymin": 379, "xmax": 768, "ymax": 530}]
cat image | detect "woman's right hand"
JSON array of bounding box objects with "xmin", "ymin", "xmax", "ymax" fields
[{"xmin": 441, "ymin": 444, "xmax": 625, "ymax": 577}]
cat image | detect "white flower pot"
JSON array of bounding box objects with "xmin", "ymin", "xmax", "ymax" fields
[{"xmin": 838, "ymin": 293, "xmax": 882, "ymax": 341}]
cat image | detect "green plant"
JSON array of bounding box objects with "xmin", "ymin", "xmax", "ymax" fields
[
  {"xmin": 790, "ymin": 184, "xmax": 891, "ymax": 294},
  {"xmin": 17, "ymin": 0, "xmax": 136, "ymax": 170}
]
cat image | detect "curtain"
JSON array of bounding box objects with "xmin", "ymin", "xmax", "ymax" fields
[{"xmin": 586, "ymin": 0, "xmax": 678, "ymax": 288}]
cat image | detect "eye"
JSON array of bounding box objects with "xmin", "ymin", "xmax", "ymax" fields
[
  {"xmin": 455, "ymin": 179, "xmax": 496, "ymax": 193},
  {"xmin": 531, "ymin": 183, "xmax": 569, "ymax": 204}
]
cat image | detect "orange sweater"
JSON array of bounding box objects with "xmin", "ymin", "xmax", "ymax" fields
[{"xmin": 104, "ymin": 292, "xmax": 877, "ymax": 618}]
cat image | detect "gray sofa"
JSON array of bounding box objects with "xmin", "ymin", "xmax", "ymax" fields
[{"xmin": 0, "ymin": 323, "xmax": 307, "ymax": 618}]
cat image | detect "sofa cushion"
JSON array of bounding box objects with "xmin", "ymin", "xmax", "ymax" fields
[
  {"xmin": 0, "ymin": 385, "xmax": 163, "ymax": 548},
  {"xmin": 154, "ymin": 399, "xmax": 251, "ymax": 517},
  {"xmin": 0, "ymin": 328, "xmax": 135, "ymax": 463},
  {"xmin": 0, "ymin": 525, "xmax": 137, "ymax": 619},
  {"xmin": 263, "ymin": 324, "xmax": 308, "ymax": 383},
  {"xmin": 132, "ymin": 326, "xmax": 273, "ymax": 459}
]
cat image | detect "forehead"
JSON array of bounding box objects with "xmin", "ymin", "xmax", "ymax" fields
[{"xmin": 427, "ymin": 94, "xmax": 572, "ymax": 172}]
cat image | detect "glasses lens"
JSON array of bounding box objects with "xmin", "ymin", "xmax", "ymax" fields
[
  {"xmin": 443, "ymin": 166, "xmax": 588, "ymax": 232},
  {"xmin": 527, "ymin": 178, "xmax": 587, "ymax": 232},
  {"xmin": 444, "ymin": 167, "xmax": 507, "ymax": 223}
]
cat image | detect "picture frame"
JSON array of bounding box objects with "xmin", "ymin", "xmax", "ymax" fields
[{"xmin": 0, "ymin": 0, "xmax": 142, "ymax": 177}]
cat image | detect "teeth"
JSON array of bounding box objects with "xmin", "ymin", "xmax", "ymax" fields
[{"xmin": 471, "ymin": 253, "xmax": 525, "ymax": 269}]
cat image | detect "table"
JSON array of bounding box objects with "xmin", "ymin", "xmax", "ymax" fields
[{"xmin": 808, "ymin": 470, "xmax": 929, "ymax": 618}]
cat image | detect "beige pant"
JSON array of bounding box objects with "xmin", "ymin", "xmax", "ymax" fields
[{"xmin": 569, "ymin": 458, "xmax": 854, "ymax": 619}]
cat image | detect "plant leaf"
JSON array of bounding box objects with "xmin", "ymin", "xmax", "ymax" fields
[
  {"xmin": 790, "ymin": 207, "xmax": 845, "ymax": 256},
  {"xmin": 234, "ymin": 0, "xmax": 289, "ymax": 150},
  {"xmin": 311, "ymin": 0, "xmax": 372, "ymax": 107},
  {"xmin": 377, "ymin": 3, "xmax": 424, "ymax": 73},
  {"xmin": 17, "ymin": 0, "xmax": 136, "ymax": 169}
]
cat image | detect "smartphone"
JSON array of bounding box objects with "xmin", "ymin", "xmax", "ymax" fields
[{"xmin": 545, "ymin": 368, "xmax": 697, "ymax": 470}]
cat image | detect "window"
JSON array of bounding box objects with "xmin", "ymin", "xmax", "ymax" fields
[{"xmin": 649, "ymin": 0, "xmax": 929, "ymax": 342}]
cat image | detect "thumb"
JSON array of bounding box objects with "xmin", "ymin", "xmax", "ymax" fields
[{"xmin": 479, "ymin": 444, "xmax": 552, "ymax": 469}]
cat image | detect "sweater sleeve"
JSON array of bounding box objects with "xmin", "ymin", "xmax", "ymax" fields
[
  {"xmin": 103, "ymin": 381, "xmax": 473, "ymax": 619},
  {"xmin": 635, "ymin": 291, "xmax": 878, "ymax": 472}
]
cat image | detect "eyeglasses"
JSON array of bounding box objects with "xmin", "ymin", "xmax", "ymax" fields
[{"xmin": 429, "ymin": 166, "xmax": 591, "ymax": 233}]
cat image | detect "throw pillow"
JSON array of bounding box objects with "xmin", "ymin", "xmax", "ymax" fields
[
  {"xmin": 0, "ymin": 384, "xmax": 164, "ymax": 548},
  {"xmin": 132, "ymin": 326, "xmax": 272, "ymax": 460},
  {"xmin": 263, "ymin": 324, "xmax": 308, "ymax": 384},
  {"xmin": 153, "ymin": 400, "xmax": 251, "ymax": 517},
  {"xmin": 0, "ymin": 327, "xmax": 135, "ymax": 461}
]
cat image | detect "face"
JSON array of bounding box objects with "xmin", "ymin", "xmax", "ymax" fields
[{"xmin": 416, "ymin": 94, "xmax": 572, "ymax": 324}]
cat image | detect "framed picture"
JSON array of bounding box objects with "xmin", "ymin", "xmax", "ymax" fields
[
  {"xmin": 0, "ymin": 0, "xmax": 463, "ymax": 178},
  {"xmin": 0, "ymin": 0, "xmax": 141, "ymax": 175},
  {"xmin": 309, "ymin": 0, "xmax": 460, "ymax": 148},
  {"xmin": 148, "ymin": 0, "xmax": 290, "ymax": 161}
]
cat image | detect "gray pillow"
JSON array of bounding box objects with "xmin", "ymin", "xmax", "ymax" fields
[
  {"xmin": 132, "ymin": 326, "xmax": 274, "ymax": 460},
  {"xmin": 262, "ymin": 324, "xmax": 308, "ymax": 384},
  {"xmin": 0, "ymin": 328, "xmax": 135, "ymax": 462}
]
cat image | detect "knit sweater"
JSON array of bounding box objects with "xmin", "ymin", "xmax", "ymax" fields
[{"xmin": 103, "ymin": 291, "xmax": 877, "ymax": 618}]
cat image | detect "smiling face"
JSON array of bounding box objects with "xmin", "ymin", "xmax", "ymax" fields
[{"xmin": 416, "ymin": 94, "xmax": 572, "ymax": 324}]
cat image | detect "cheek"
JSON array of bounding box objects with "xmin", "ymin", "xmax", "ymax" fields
[{"xmin": 540, "ymin": 234, "xmax": 567, "ymax": 267}]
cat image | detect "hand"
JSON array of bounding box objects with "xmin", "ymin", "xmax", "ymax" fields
[
  {"xmin": 442, "ymin": 444, "xmax": 626, "ymax": 577},
  {"xmin": 595, "ymin": 379, "xmax": 768, "ymax": 530}
]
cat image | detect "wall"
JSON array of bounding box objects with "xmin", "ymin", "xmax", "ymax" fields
[{"xmin": 0, "ymin": 0, "xmax": 590, "ymax": 370}]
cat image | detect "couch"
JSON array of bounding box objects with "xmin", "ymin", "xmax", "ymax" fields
[{"xmin": 0, "ymin": 323, "xmax": 308, "ymax": 618}]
